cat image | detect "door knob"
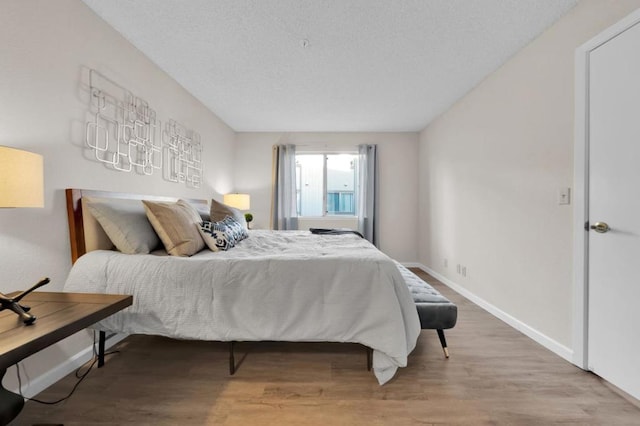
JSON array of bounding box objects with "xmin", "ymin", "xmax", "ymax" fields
[{"xmin": 590, "ymin": 222, "xmax": 610, "ymax": 233}]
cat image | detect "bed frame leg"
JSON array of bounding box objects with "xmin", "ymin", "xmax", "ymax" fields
[
  {"xmin": 436, "ymin": 329, "xmax": 450, "ymax": 358},
  {"xmin": 229, "ymin": 341, "xmax": 236, "ymax": 375},
  {"xmin": 98, "ymin": 331, "xmax": 106, "ymax": 367},
  {"xmin": 366, "ymin": 347, "xmax": 373, "ymax": 371}
]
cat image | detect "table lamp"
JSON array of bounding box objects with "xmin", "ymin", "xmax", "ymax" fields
[
  {"xmin": 224, "ymin": 193, "xmax": 253, "ymax": 228},
  {"xmin": 223, "ymin": 193, "xmax": 250, "ymax": 210},
  {"xmin": 0, "ymin": 146, "xmax": 50, "ymax": 325}
]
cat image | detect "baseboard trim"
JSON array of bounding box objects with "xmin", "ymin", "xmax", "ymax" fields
[
  {"xmin": 400, "ymin": 262, "xmax": 424, "ymax": 268},
  {"xmin": 416, "ymin": 264, "xmax": 574, "ymax": 363},
  {"xmin": 11, "ymin": 332, "xmax": 128, "ymax": 398}
]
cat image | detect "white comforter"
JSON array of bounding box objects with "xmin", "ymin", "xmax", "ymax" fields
[{"xmin": 64, "ymin": 230, "xmax": 420, "ymax": 384}]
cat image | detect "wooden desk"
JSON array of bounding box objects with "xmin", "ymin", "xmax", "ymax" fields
[{"xmin": 0, "ymin": 292, "xmax": 132, "ymax": 426}]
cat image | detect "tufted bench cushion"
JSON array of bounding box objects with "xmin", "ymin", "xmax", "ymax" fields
[{"xmin": 396, "ymin": 262, "xmax": 458, "ymax": 357}]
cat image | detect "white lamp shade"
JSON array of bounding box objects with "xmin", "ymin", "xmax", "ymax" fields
[
  {"xmin": 223, "ymin": 193, "xmax": 250, "ymax": 210},
  {"xmin": 0, "ymin": 146, "xmax": 44, "ymax": 208}
]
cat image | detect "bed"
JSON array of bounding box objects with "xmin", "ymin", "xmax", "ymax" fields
[{"xmin": 64, "ymin": 188, "xmax": 421, "ymax": 385}]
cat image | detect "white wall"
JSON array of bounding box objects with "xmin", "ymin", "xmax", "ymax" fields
[
  {"xmin": 418, "ymin": 0, "xmax": 640, "ymax": 354},
  {"xmin": 234, "ymin": 132, "xmax": 419, "ymax": 263},
  {"xmin": 0, "ymin": 0, "xmax": 235, "ymax": 393}
]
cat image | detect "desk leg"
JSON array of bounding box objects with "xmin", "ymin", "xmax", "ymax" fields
[
  {"xmin": 0, "ymin": 368, "xmax": 24, "ymax": 426},
  {"xmin": 98, "ymin": 331, "xmax": 106, "ymax": 368}
]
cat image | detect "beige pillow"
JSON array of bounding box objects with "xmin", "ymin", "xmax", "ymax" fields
[
  {"xmin": 177, "ymin": 199, "xmax": 204, "ymax": 223},
  {"xmin": 210, "ymin": 199, "xmax": 248, "ymax": 229},
  {"xmin": 142, "ymin": 200, "xmax": 205, "ymax": 256}
]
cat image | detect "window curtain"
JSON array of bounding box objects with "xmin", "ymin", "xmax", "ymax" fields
[
  {"xmin": 271, "ymin": 144, "xmax": 299, "ymax": 230},
  {"xmin": 357, "ymin": 144, "xmax": 378, "ymax": 246}
]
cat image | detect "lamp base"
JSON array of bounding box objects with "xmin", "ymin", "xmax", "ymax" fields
[{"xmin": 0, "ymin": 278, "xmax": 50, "ymax": 325}]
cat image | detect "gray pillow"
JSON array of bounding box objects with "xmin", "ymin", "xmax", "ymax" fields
[
  {"xmin": 85, "ymin": 199, "xmax": 160, "ymax": 254},
  {"xmin": 210, "ymin": 198, "xmax": 247, "ymax": 229}
]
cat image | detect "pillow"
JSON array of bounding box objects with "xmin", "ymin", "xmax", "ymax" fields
[
  {"xmin": 192, "ymin": 203, "xmax": 211, "ymax": 222},
  {"xmin": 199, "ymin": 217, "xmax": 248, "ymax": 252},
  {"xmin": 199, "ymin": 220, "xmax": 234, "ymax": 252},
  {"xmin": 210, "ymin": 199, "xmax": 248, "ymax": 229},
  {"xmin": 222, "ymin": 216, "xmax": 249, "ymax": 243},
  {"xmin": 142, "ymin": 200, "xmax": 205, "ymax": 256},
  {"xmin": 84, "ymin": 199, "xmax": 160, "ymax": 254},
  {"xmin": 177, "ymin": 199, "xmax": 203, "ymax": 223}
]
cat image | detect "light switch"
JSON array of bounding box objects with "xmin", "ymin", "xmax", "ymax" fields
[{"xmin": 558, "ymin": 188, "xmax": 571, "ymax": 205}]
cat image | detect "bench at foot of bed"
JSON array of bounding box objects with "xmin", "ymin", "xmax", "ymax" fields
[{"xmin": 397, "ymin": 264, "xmax": 458, "ymax": 358}]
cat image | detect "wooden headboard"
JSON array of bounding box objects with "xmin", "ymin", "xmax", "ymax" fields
[{"xmin": 65, "ymin": 188, "xmax": 209, "ymax": 264}]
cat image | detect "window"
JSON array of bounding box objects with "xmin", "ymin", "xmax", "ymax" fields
[{"xmin": 295, "ymin": 153, "xmax": 357, "ymax": 216}]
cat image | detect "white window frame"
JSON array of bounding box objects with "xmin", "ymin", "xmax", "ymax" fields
[{"xmin": 295, "ymin": 151, "xmax": 358, "ymax": 218}]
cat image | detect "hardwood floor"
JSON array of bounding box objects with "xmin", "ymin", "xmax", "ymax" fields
[{"xmin": 17, "ymin": 270, "xmax": 640, "ymax": 425}]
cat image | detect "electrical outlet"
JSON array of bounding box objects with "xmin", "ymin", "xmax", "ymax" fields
[
  {"xmin": 462, "ymin": 266, "xmax": 467, "ymax": 277},
  {"xmin": 456, "ymin": 264, "xmax": 461, "ymax": 274}
]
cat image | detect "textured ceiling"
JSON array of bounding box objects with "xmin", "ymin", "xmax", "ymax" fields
[{"xmin": 82, "ymin": 0, "xmax": 578, "ymax": 132}]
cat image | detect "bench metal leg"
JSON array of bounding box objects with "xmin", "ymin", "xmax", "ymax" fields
[
  {"xmin": 229, "ymin": 341, "xmax": 236, "ymax": 375},
  {"xmin": 436, "ymin": 329, "xmax": 449, "ymax": 358},
  {"xmin": 98, "ymin": 331, "xmax": 106, "ymax": 367}
]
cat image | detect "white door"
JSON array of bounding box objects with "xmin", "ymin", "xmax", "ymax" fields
[{"xmin": 588, "ymin": 20, "xmax": 640, "ymax": 400}]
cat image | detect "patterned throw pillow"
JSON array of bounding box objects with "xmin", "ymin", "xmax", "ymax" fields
[
  {"xmin": 222, "ymin": 216, "xmax": 249, "ymax": 242},
  {"xmin": 199, "ymin": 217, "xmax": 248, "ymax": 252}
]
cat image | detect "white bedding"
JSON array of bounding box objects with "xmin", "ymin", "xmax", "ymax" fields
[{"xmin": 64, "ymin": 230, "xmax": 420, "ymax": 384}]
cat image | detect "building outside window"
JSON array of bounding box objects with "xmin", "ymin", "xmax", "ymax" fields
[{"xmin": 295, "ymin": 153, "xmax": 357, "ymax": 217}]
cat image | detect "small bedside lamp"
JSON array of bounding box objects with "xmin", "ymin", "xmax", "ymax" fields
[
  {"xmin": 223, "ymin": 193, "xmax": 250, "ymax": 211},
  {"xmin": 0, "ymin": 146, "xmax": 50, "ymax": 325},
  {"xmin": 224, "ymin": 193, "xmax": 253, "ymax": 228}
]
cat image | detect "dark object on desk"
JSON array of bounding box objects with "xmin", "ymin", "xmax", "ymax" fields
[
  {"xmin": 0, "ymin": 278, "xmax": 50, "ymax": 325},
  {"xmin": 309, "ymin": 228, "xmax": 364, "ymax": 238}
]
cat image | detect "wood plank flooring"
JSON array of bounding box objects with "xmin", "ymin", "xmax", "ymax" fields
[{"xmin": 16, "ymin": 270, "xmax": 640, "ymax": 425}]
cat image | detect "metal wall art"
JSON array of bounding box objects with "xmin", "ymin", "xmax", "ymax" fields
[
  {"xmin": 163, "ymin": 120, "xmax": 202, "ymax": 188},
  {"xmin": 85, "ymin": 69, "xmax": 202, "ymax": 187}
]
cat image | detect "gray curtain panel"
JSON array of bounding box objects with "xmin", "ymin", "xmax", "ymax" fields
[
  {"xmin": 271, "ymin": 144, "xmax": 299, "ymax": 230},
  {"xmin": 357, "ymin": 144, "xmax": 378, "ymax": 246}
]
